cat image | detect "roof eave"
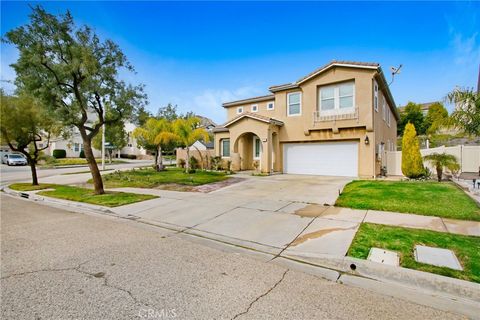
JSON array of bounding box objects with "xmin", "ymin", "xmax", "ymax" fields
[
  {"xmin": 222, "ymin": 94, "xmax": 275, "ymax": 108},
  {"xmin": 375, "ymin": 67, "xmax": 400, "ymax": 121}
]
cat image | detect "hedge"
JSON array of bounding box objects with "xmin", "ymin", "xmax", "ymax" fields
[{"xmin": 52, "ymin": 149, "xmax": 66, "ymax": 159}]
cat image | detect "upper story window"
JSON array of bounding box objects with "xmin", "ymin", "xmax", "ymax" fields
[
  {"xmin": 287, "ymin": 92, "xmax": 301, "ymax": 116},
  {"xmin": 387, "ymin": 107, "xmax": 391, "ymax": 127},
  {"xmin": 236, "ymin": 106, "xmax": 244, "ymax": 114},
  {"xmin": 374, "ymin": 81, "xmax": 379, "ymax": 112},
  {"xmin": 319, "ymin": 81, "xmax": 355, "ymax": 114},
  {"xmin": 267, "ymin": 102, "xmax": 275, "ymax": 110},
  {"xmin": 251, "ymin": 104, "xmax": 258, "ymax": 112},
  {"xmin": 74, "ymin": 143, "xmax": 80, "ymax": 152},
  {"xmin": 221, "ymin": 139, "xmax": 230, "ymax": 157},
  {"xmin": 382, "ymin": 99, "xmax": 386, "ymax": 121}
]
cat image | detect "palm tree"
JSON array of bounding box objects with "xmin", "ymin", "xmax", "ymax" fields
[
  {"xmin": 172, "ymin": 117, "xmax": 209, "ymax": 172},
  {"xmin": 133, "ymin": 118, "xmax": 177, "ymax": 171},
  {"xmin": 423, "ymin": 153, "xmax": 460, "ymax": 182},
  {"xmin": 446, "ymin": 88, "xmax": 480, "ymax": 136}
]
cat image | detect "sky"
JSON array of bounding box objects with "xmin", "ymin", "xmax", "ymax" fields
[{"xmin": 1, "ymin": 1, "xmax": 479, "ymax": 124}]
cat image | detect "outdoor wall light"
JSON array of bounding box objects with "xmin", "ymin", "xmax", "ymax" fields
[{"xmin": 364, "ymin": 136, "xmax": 370, "ymax": 145}]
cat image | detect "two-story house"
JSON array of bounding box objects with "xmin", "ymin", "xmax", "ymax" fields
[{"xmin": 213, "ymin": 60, "xmax": 399, "ymax": 178}]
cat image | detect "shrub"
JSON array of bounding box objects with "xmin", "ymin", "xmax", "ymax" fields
[
  {"xmin": 211, "ymin": 156, "xmax": 222, "ymax": 171},
  {"xmin": 178, "ymin": 158, "xmax": 186, "ymax": 168},
  {"xmin": 189, "ymin": 156, "xmax": 199, "ymax": 169},
  {"xmin": 187, "ymin": 168, "xmax": 196, "ymax": 174},
  {"xmin": 79, "ymin": 150, "xmax": 85, "ymax": 158},
  {"xmin": 401, "ymin": 123, "xmax": 424, "ymax": 179},
  {"xmin": 120, "ymin": 154, "xmax": 137, "ymax": 159},
  {"xmin": 52, "ymin": 149, "xmax": 66, "ymax": 159}
]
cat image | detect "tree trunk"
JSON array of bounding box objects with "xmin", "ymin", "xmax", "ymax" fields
[
  {"xmin": 185, "ymin": 148, "xmax": 190, "ymax": 173},
  {"xmin": 153, "ymin": 150, "xmax": 158, "ymax": 169},
  {"xmin": 21, "ymin": 152, "xmax": 38, "ymax": 186},
  {"xmin": 81, "ymin": 132, "xmax": 104, "ymax": 194},
  {"xmin": 156, "ymin": 145, "xmax": 164, "ymax": 171},
  {"xmin": 436, "ymin": 166, "xmax": 443, "ymax": 182}
]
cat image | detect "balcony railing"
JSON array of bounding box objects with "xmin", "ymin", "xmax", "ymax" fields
[{"xmin": 313, "ymin": 107, "xmax": 359, "ymax": 123}]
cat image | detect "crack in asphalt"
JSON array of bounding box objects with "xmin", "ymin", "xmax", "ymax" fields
[
  {"xmin": 0, "ymin": 259, "xmax": 92, "ymax": 280},
  {"xmin": 1, "ymin": 259, "xmax": 150, "ymax": 307},
  {"xmin": 231, "ymin": 269, "xmax": 289, "ymax": 320}
]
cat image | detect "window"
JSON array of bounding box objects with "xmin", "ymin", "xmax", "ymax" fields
[
  {"xmin": 387, "ymin": 106, "xmax": 391, "ymax": 127},
  {"xmin": 267, "ymin": 102, "xmax": 275, "ymax": 110},
  {"xmin": 251, "ymin": 104, "xmax": 258, "ymax": 112},
  {"xmin": 221, "ymin": 139, "xmax": 230, "ymax": 157},
  {"xmin": 236, "ymin": 107, "xmax": 244, "ymax": 114},
  {"xmin": 382, "ymin": 99, "xmax": 386, "ymax": 121},
  {"xmin": 74, "ymin": 143, "xmax": 80, "ymax": 152},
  {"xmin": 287, "ymin": 92, "xmax": 301, "ymax": 116},
  {"xmin": 253, "ymin": 137, "xmax": 261, "ymax": 159},
  {"xmin": 319, "ymin": 81, "xmax": 355, "ymax": 114},
  {"xmin": 374, "ymin": 81, "xmax": 379, "ymax": 112}
]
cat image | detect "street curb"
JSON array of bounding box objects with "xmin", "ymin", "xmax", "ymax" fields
[
  {"xmin": 281, "ymin": 252, "xmax": 480, "ymax": 302},
  {"xmin": 1, "ymin": 186, "xmax": 115, "ymax": 215}
]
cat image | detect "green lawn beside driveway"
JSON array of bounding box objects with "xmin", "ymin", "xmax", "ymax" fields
[
  {"xmin": 99, "ymin": 167, "xmax": 229, "ymax": 188},
  {"xmin": 348, "ymin": 223, "xmax": 480, "ymax": 283},
  {"xmin": 9, "ymin": 183, "xmax": 157, "ymax": 207},
  {"xmin": 336, "ymin": 180, "xmax": 480, "ymax": 221}
]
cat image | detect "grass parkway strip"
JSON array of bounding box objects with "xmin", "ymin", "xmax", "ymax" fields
[{"xmin": 9, "ymin": 183, "xmax": 157, "ymax": 207}]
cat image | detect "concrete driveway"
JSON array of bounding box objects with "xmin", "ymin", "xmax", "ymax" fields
[{"xmin": 110, "ymin": 174, "xmax": 356, "ymax": 257}]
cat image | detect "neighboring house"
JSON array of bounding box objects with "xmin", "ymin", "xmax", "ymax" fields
[
  {"xmin": 176, "ymin": 140, "xmax": 215, "ymax": 167},
  {"xmin": 188, "ymin": 140, "xmax": 214, "ymax": 151},
  {"xmin": 213, "ymin": 60, "xmax": 399, "ymax": 178},
  {"xmin": 195, "ymin": 115, "xmax": 217, "ymax": 132},
  {"xmin": 398, "ymin": 101, "xmax": 439, "ymax": 116},
  {"xmin": 119, "ymin": 122, "xmax": 148, "ymax": 158},
  {"xmin": 47, "ymin": 121, "xmax": 147, "ymax": 158}
]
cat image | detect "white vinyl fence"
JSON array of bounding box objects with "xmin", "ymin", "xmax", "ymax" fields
[{"xmin": 386, "ymin": 145, "xmax": 480, "ymax": 176}]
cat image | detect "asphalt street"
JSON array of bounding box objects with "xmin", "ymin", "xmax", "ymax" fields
[{"xmin": 0, "ymin": 194, "xmax": 461, "ymax": 320}]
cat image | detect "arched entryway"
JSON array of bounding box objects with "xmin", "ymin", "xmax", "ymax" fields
[{"xmin": 233, "ymin": 132, "xmax": 263, "ymax": 171}]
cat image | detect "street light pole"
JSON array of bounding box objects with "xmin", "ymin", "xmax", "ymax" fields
[{"xmin": 102, "ymin": 107, "xmax": 105, "ymax": 171}]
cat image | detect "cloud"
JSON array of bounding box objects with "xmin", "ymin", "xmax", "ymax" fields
[{"xmin": 450, "ymin": 31, "xmax": 480, "ymax": 65}]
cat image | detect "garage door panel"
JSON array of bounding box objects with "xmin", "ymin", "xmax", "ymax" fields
[{"xmin": 283, "ymin": 142, "xmax": 358, "ymax": 177}]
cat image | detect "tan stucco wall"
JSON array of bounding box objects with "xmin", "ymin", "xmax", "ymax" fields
[
  {"xmin": 373, "ymin": 83, "xmax": 398, "ymax": 175},
  {"xmin": 216, "ymin": 66, "xmax": 398, "ymax": 177}
]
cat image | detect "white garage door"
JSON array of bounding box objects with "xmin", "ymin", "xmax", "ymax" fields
[{"xmin": 283, "ymin": 141, "xmax": 358, "ymax": 177}]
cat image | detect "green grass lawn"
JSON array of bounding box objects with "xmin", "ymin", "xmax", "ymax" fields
[
  {"xmin": 336, "ymin": 180, "xmax": 480, "ymax": 221},
  {"xmin": 348, "ymin": 223, "xmax": 480, "ymax": 283},
  {"xmin": 99, "ymin": 167, "xmax": 229, "ymax": 188},
  {"xmin": 61, "ymin": 169, "xmax": 114, "ymax": 175},
  {"xmin": 9, "ymin": 183, "xmax": 157, "ymax": 207},
  {"xmin": 42, "ymin": 158, "xmax": 126, "ymax": 167}
]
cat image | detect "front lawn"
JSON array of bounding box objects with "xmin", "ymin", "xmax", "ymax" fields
[
  {"xmin": 9, "ymin": 183, "xmax": 157, "ymax": 207},
  {"xmin": 348, "ymin": 223, "xmax": 480, "ymax": 283},
  {"xmin": 99, "ymin": 167, "xmax": 229, "ymax": 189},
  {"xmin": 42, "ymin": 158, "xmax": 126, "ymax": 167},
  {"xmin": 336, "ymin": 180, "xmax": 480, "ymax": 221}
]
